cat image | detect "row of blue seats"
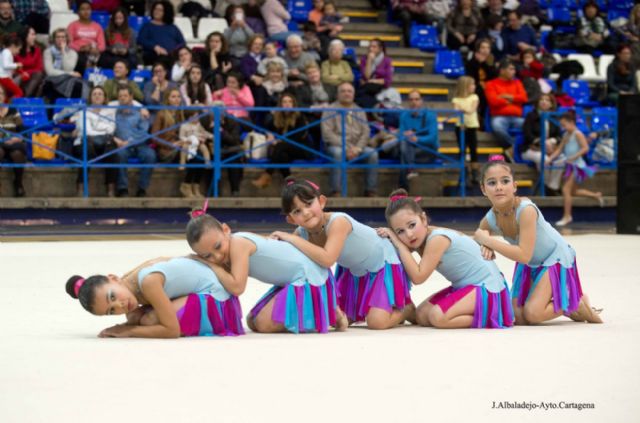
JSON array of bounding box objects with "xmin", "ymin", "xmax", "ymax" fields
[{"xmin": 90, "ymin": 12, "xmax": 151, "ymax": 32}]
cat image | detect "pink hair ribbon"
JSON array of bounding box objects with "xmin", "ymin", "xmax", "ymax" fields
[
  {"xmin": 488, "ymin": 154, "xmax": 506, "ymax": 162},
  {"xmin": 390, "ymin": 194, "xmax": 422, "ymax": 203},
  {"xmin": 305, "ymin": 180, "xmax": 320, "ymax": 190},
  {"xmin": 191, "ymin": 198, "xmax": 209, "ymax": 218},
  {"xmin": 73, "ymin": 278, "xmax": 85, "ymax": 297}
]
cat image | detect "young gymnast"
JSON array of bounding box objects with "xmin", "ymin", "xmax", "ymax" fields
[
  {"xmin": 474, "ymin": 155, "xmax": 603, "ymax": 324},
  {"xmin": 376, "ymin": 189, "xmax": 514, "ymax": 329},
  {"xmin": 186, "ymin": 201, "xmax": 347, "ymax": 334},
  {"xmin": 270, "ymin": 178, "xmax": 415, "ymax": 329},
  {"xmin": 65, "ymin": 256, "xmax": 244, "ymax": 338},
  {"xmin": 549, "ymin": 110, "xmax": 603, "ymax": 227}
]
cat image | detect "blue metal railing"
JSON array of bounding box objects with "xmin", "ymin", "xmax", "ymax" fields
[{"xmin": 0, "ymin": 103, "xmax": 471, "ymax": 197}]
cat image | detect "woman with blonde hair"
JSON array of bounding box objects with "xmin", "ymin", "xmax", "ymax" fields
[{"xmin": 251, "ymin": 92, "xmax": 313, "ymax": 188}]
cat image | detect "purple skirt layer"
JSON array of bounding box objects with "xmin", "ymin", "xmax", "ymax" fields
[
  {"xmin": 563, "ymin": 162, "xmax": 596, "ymax": 184},
  {"xmin": 429, "ymin": 284, "xmax": 514, "ymax": 329},
  {"xmin": 335, "ymin": 262, "xmax": 413, "ymax": 323},
  {"xmin": 178, "ymin": 294, "xmax": 245, "ymax": 337},
  {"xmin": 512, "ymin": 260, "xmax": 584, "ymax": 314},
  {"xmin": 249, "ymin": 274, "xmax": 337, "ymax": 334}
]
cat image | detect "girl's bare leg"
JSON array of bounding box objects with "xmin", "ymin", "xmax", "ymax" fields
[
  {"xmin": 415, "ymin": 297, "xmax": 436, "ymax": 327},
  {"xmin": 251, "ymin": 296, "xmax": 287, "ymax": 333},
  {"xmin": 427, "ymin": 289, "xmax": 476, "ymax": 329},
  {"xmin": 365, "ymin": 304, "xmax": 413, "ymax": 330},
  {"xmin": 523, "ymin": 272, "xmax": 564, "ymax": 324},
  {"xmin": 140, "ymin": 296, "xmax": 189, "ymax": 326},
  {"xmin": 513, "ymin": 298, "xmax": 528, "ymax": 325},
  {"xmin": 561, "ymin": 174, "xmax": 575, "ymax": 220}
]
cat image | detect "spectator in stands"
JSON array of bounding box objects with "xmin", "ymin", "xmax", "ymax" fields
[
  {"xmin": 0, "ymin": 84, "xmax": 26, "ymax": 197},
  {"xmin": 0, "ymin": 0, "xmax": 23, "ymax": 40},
  {"xmin": 308, "ymin": 0, "xmax": 325, "ymax": 29},
  {"xmin": 151, "ymin": 88, "xmax": 184, "ymax": 164},
  {"xmin": 517, "ymin": 0, "xmax": 545, "ymax": 29},
  {"xmin": 452, "ymin": 77, "xmax": 480, "ymax": 183},
  {"xmin": 239, "ymin": 34, "xmax": 265, "ymax": 87},
  {"xmin": 521, "ymin": 92, "xmax": 564, "ymax": 196},
  {"xmin": 12, "ymin": 0, "xmax": 49, "ymax": 35},
  {"xmin": 322, "ymin": 81, "xmax": 378, "ymax": 197},
  {"xmin": 103, "ymin": 60, "xmax": 144, "ymax": 102},
  {"xmin": 424, "ymin": 0, "xmax": 452, "ymax": 33},
  {"xmin": 446, "ymin": 0, "xmax": 483, "ymax": 53},
  {"xmin": 43, "ymin": 28, "xmax": 90, "ymax": 101},
  {"xmin": 575, "ymin": 1, "xmax": 613, "ymax": 55},
  {"xmin": 99, "ymin": 7, "xmax": 138, "ymax": 70},
  {"xmin": 502, "ymin": 10, "xmax": 537, "ymax": 61},
  {"xmin": 517, "ymin": 48, "xmax": 544, "ymax": 104},
  {"xmin": 181, "ymin": 64, "xmax": 214, "ymax": 105},
  {"xmin": 357, "ymin": 38, "xmax": 392, "ymax": 109},
  {"xmin": 295, "ymin": 62, "xmax": 336, "ymax": 147},
  {"xmin": 485, "ymin": 59, "xmax": 527, "ymax": 159},
  {"xmin": 321, "ymin": 39, "xmax": 353, "ymax": 86},
  {"xmin": 391, "ymin": 0, "xmax": 428, "ymax": 48},
  {"xmin": 71, "ymin": 86, "xmax": 118, "ymax": 197},
  {"xmin": 606, "ymin": 44, "xmax": 638, "ymax": 105},
  {"xmin": 225, "ymin": 5, "xmax": 255, "ymax": 65},
  {"xmin": 300, "ymin": 21, "xmax": 322, "ymax": 62},
  {"xmin": 242, "ymin": 0, "xmax": 268, "ymax": 36},
  {"xmin": 251, "ymin": 92, "xmax": 313, "ymax": 188},
  {"xmin": 0, "ymin": 35, "xmax": 24, "ymax": 99},
  {"xmin": 200, "ymin": 31, "xmax": 233, "ymax": 90},
  {"xmin": 171, "ymin": 46, "xmax": 195, "ymax": 82},
  {"xmin": 113, "ymin": 86, "xmax": 155, "ymax": 197},
  {"xmin": 253, "ymin": 60, "xmax": 287, "ymax": 126},
  {"xmin": 395, "ymin": 89, "xmax": 438, "ymax": 190},
  {"xmin": 138, "ymin": 0, "xmax": 186, "ymax": 66},
  {"xmin": 479, "ymin": 14, "xmax": 506, "ymax": 60},
  {"xmin": 261, "ymin": 0, "xmax": 296, "ymax": 43},
  {"xmin": 143, "ymin": 62, "xmax": 178, "ymax": 112},
  {"xmin": 68, "ymin": 0, "xmax": 106, "ymax": 75},
  {"xmin": 212, "ymin": 70, "xmax": 254, "ymax": 120},
  {"xmin": 465, "ymin": 38, "xmax": 497, "ymax": 130},
  {"xmin": 257, "ymin": 41, "xmax": 289, "ymax": 77},
  {"xmin": 621, "ymin": 5, "xmax": 640, "ymax": 68},
  {"xmin": 481, "ymin": 0, "xmax": 509, "ymax": 25},
  {"xmin": 15, "ymin": 27, "xmax": 43, "ymax": 97},
  {"xmin": 283, "ymin": 34, "xmax": 317, "ymax": 87},
  {"xmin": 319, "ymin": 2, "xmax": 344, "ymax": 38}
]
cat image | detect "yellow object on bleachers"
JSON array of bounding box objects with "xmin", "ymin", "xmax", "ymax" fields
[
  {"xmin": 397, "ymin": 87, "xmax": 449, "ymax": 96},
  {"xmin": 340, "ymin": 34, "xmax": 402, "ymax": 43},
  {"xmin": 438, "ymin": 147, "xmax": 504, "ymax": 155},
  {"xmin": 342, "ymin": 10, "xmax": 379, "ymax": 19},
  {"xmin": 392, "ymin": 61, "xmax": 424, "ymax": 69}
]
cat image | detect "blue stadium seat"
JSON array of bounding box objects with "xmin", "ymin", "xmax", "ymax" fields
[
  {"xmin": 91, "ymin": 11, "xmax": 110, "ymax": 29},
  {"xmin": 551, "ymin": 0, "xmax": 578, "ymax": 10},
  {"xmin": 547, "ymin": 7, "xmax": 574, "ymax": 33},
  {"xmin": 128, "ymin": 15, "xmax": 151, "ymax": 33},
  {"xmin": 578, "ymin": 0, "xmax": 608, "ymax": 10},
  {"xmin": 287, "ymin": 21, "xmax": 299, "ymax": 31},
  {"xmin": 609, "ymin": 0, "xmax": 634, "ymax": 10},
  {"xmin": 561, "ymin": 80, "xmax": 600, "ymax": 107},
  {"xmin": 409, "ymin": 24, "xmax": 443, "ymax": 52},
  {"xmin": 434, "ymin": 50, "xmax": 465, "ymax": 78},
  {"xmin": 84, "ymin": 68, "xmax": 115, "ymax": 86},
  {"xmin": 590, "ymin": 106, "xmax": 617, "ymax": 131},
  {"xmin": 288, "ymin": 0, "xmax": 312, "ymax": 23},
  {"xmin": 11, "ymin": 98, "xmax": 50, "ymax": 128},
  {"xmin": 522, "ymin": 104, "xmax": 534, "ymax": 117},
  {"xmin": 608, "ymin": 8, "xmax": 628, "ymax": 22},
  {"xmin": 130, "ymin": 69, "xmax": 152, "ymax": 88}
]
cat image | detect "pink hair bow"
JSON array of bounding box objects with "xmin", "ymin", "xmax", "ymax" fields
[
  {"xmin": 74, "ymin": 278, "xmax": 85, "ymax": 297},
  {"xmin": 191, "ymin": 198, "xmax": 209, "ymax": 218}
]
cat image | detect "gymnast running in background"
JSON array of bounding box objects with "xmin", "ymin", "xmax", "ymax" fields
[
  {"xmin": 377, "ymin": 189, "xmax": 514, "ymax": 329},
  {"xmin": 474, "ymin": 155, "xmax": 603, "ymax": 325},
  {"xmin": 65, "ymin": 254, "xmax": 244, "ymax": 338}
]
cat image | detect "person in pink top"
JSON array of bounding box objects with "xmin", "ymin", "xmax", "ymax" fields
[
  {"xmin": 67, "ymin": 0, "xmax": 106, "ymax": 74},
  {"xmin": 261, "ymin": 0, "xmax": 297, "ymax": 43},
  {"xmin": 212, "ymin": 71, "xmax": 255, "ymax": 120}
]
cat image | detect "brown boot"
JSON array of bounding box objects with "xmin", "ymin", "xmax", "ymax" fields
[
  {"xmin": 179, "ymin": 183, "xmax": 194, "ymax": 198},
  {"xmin": 76, "ymin": 183, "xmax": 84, "ymax": 197},
  {"xmin": 251, "ymin": 172, "xmax": 272, "ymax": 189},
  {"xmin": 192, "ymin": 183, "xmax": 204, "ymax": 198}
]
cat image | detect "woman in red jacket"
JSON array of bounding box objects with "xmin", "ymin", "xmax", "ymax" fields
[{"xmin": 15, "ymin": 26, "xmax": 44, "ymax": 97}]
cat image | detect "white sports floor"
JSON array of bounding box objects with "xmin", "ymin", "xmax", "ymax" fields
[{"xmin": 1, "ymin": 234, "xmax": 639, "ymax": 423}]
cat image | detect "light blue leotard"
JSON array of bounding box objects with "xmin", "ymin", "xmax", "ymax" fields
[
  {"xmin": 235, "ymin": 232, "xmax": 329, "ymax": 287},
  {"xmin": 137, "ymin": 257, "xmax": 231, "ymax": 301},
  {"xmin": 485, "ymin": 199, "xmax": 576, "ymax": 268},
  {"xmin": 297, "ymin": 212, "xmax": 400, "ymax": 277},
  {"xmin": 562, "ymin": 130, "xmax": 587, "ymax": 168},
  {"xmin": 428, "ymin": 228, "xmax": 506, "ymax": 293}
]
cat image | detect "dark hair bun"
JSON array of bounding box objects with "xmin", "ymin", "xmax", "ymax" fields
[
  {"xmin": 65, "ymin": 275, "xmax": 83, "ymax": 299},
  {"xmin": 389, "ymin": 188, "xmax": 409, "ymax": 199}
]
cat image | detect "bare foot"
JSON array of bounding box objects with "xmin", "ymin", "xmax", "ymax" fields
[
  {"xmin": 569, "ymin": 295, "xmax": 603, "ymax": 323},
  {"xmin": 404, "ymin": 303, "xmax": 417, "ymax": 325},
  {"xmin": 335, "ymin": 307, "xmax": 349, "ymax": 332},
  {"xmin": 595, "ymin": 192, "xmax": 604, "ymax": 208}
]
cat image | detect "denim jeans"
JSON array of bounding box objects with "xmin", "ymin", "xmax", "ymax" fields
[
  {"xmin": 491, "ymin": 116, "xmax": 524, "ymax": 148},
  {"xmin": 115, "ymin": 144, "xmax": 157, "ymax": 190},
  {"xmin": 395, "ymin": 141, "xmax": 437, "ymax": 189},
  {"xmin": 327, "ymin": 145, "xmax": 378, "ymax": 194}
]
